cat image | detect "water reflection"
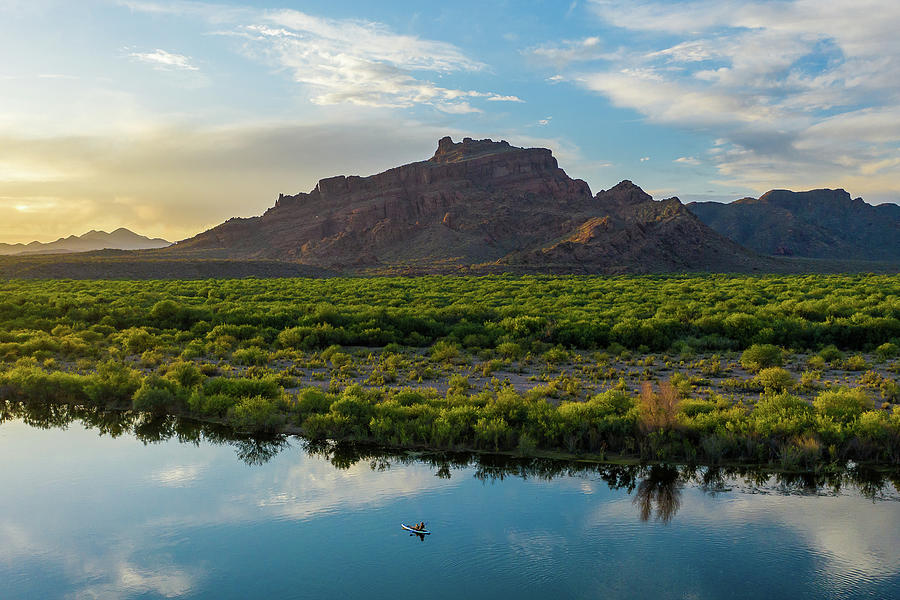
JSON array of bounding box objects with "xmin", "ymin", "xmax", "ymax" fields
[
  {"xmin": 633, "ymin": 465, "xmax": 681, "ymax": 524},
  {"xmin": 3, "ymin": 399, "xmax": 899, "ymax": 527},
  {"xmin": 3, "ymin": 400, "xmax": 900, "ymax": 600}
]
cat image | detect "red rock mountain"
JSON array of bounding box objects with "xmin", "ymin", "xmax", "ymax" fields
[
  {"xmin": 170, "ymin": 137, "xmax": 767, "ymax": 273},
  {"xmin": 688, "ymin": 189, "xmax": 900, "ymax": 261}
]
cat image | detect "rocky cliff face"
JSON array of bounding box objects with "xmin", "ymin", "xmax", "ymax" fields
[
  {"xmin": 688, "ymin": 189, "xmax": 900, "ymax": 260},
  {"xmin": 171, "ymin": 137, "xmax": 767, "ymax": 273}
]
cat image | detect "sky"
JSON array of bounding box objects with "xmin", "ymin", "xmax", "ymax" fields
[{"xmin": 1, "ymin": 0, "xmax": 899, "ymax": 243}]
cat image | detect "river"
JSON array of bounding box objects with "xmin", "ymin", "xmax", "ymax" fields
[{"xmin": 1, "ymin": 407, "xmax": 899, "ymax": 599}]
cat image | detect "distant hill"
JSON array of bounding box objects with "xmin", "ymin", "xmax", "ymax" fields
[
  {"xmin": 169, "ymin": 137, "xmax": 769, "ymax": 274},
  {"xmin": 0, "ymin": 228, "xmax": 171, "ymax": 256},
  {"xmin": 688, "ymin": 189, "xmax": 900, "ymax": 261}
]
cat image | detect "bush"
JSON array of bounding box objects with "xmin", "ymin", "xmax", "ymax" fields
[
  {"xmin": 85, "ymin": 361, "xmax": 141, "ymax": 405},
  {"xmin": 842, "ymin": 354, "xmax": 869, "ymax": 371},
  {"xmin": 229, "ymin": 396, "xmax": 285, "ymax": 433},
  {"xmin": 758, "ymin": 367, "xmax": 795, "ymax": 392},
  {"xmin": 187, "ymin": 391, "xmax": 235, "ymax": 417},
  {"xmin": 753, "ymin": 393, "xmax": 813, "ymax": 437},
  {"xmin": 818, "ymin": 345, "xmax": 844, "ymax": 363},
  {"xmin": 202, "ymin": 376, "xmax": 282, "ymax": 399},
  {"xmin": 496, "ymin": 342, "xmax": 522, "ymax": 359},
  {"xmin": 875, "ymin": 342, "xmax": 898, "ymax": 361},
  {"xmin": 542, "ymin": 347, "xmax": 570, "ymax": 365},
  {"xmin": 813, "ymin": 388, "xmax": 872, "ymax": 423},
  {"xmin": 132, "ymin": 375, "xmax": 182, "ymax": 415},
  {"xmin": 431, "ymin": 341, "xmax": 460, "ymax": 362},
  {"xmin": 448, "ymin": 374, "xmax": 470, "ymax": 394},
  {"xmin": 679, "ymin": 398, "xmax": 717, "ymax": 417},
  {"xmin": 233, "ymin": 347, "xmax": 270, "ymax": 366},
  {"xmin": 740, "ymin": 344, "xmax": 783, "ymax": 372},
  {"xmin": 165, "ymin": 361, "xmax": 205, "ymax": 389}
]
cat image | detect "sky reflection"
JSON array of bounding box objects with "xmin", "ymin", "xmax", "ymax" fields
[{"xmin": 1, "ymin": 418, "xmax": 898, "ymax": 599}]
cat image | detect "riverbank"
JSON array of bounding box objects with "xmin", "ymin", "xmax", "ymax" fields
[{"xmin": 2, "ymin": 361, "xmax": 898, "ymax": 469}]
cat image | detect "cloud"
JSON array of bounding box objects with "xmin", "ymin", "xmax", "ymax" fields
[
  {"xmin": 129, "ymin": 49, "xmax": 199, "ymax": 71},
  {"xmin": 124, "ymin": 1, "xmax": 521, "ymax": 111},
  {"xmin": 639, "ymin": 156, "xmax": 650, "ymax": 162},
  {"xmin": 541, "ymin": 0, "xmax": 900, "ymax": 200},
  {"xmin": 528, "ymin": 36, "xmax": 615, "ymax": 68},
  {"xmin": 675, "ymin": 156, "xmax": 701, "ymax": 165},
  {"xmin": 537, "ymin": 116, "xmax": 552, "ymax": 126}
]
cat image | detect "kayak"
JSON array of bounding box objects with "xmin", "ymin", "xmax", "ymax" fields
[{"xmin": 401, "ymin": 523, "xmax": 431, "ymax": 534}]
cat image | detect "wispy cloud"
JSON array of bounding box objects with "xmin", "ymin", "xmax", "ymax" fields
[
  {"xmin": 537, "ymin": 0, "xmax": 900, "ymax": 199},
  {"xmin": 123, "ymin": 1, "xmax": 522, "ymax": 111},
  {"xmin": 528, "ymin": 36, "xmax": 615, "ymax": 68},
  {"xmin": 129, "ymin": 48, "xmax": 199, "ymax": 71}
]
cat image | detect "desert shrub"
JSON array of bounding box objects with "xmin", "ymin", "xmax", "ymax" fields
[
  {"xmin": 753, "ymin": 393, "xmax": 813, "ymax": 436},
  {"xmin": 85, "ymin": 361, "xmax": 142, "ymax": 405},
  {"xmin": 679, "ymin": 398, "xmax": 717, "ymax": 418},
  {"xmin": 806, "ymin": 355, "xmax": 826, "ymax": 370},
  {"xmin": 164, "ymin": 361, "xmax": 205, "ymax": 389},
  {"xmin": 542, "ymin": 347, "xmax": 570, "ymax": 365},
  {"xmin": 758, "ymin": 367, "xmax": 795, "ymax": 393},
  {"xmin": 293, "ymin": 387, "xmax": 333, "ymax": 417},
  {"xmin": 842, "ymin": 354, "xmax": 869, "ymax": 371},
  {"xmin": 187, "ymin": 392, "xmax": 235, "ymax": 417},
  {"xmin": 813, "ymin": 388, "xmax": 872, "ymax": 423},
  {"xmin": 639, "ymin": 381, "xmax": 679, "ymax": 431},
  {"xmin": 202, "ymin": 376, "xmax": 281, "ymax": 399},
  {"xmin": 740, "ymin": 344, "xmax": 783, "ymax": 372},
  {"xmin": 818, "ymin": 345, "xmax": 844, "ymax": 363},
  {"xmin": 132, "ymin": 375, "xmax": 182, "ymax": 415},
  {"xmin": 589, "ymin": 389, "xmax": 635, "ymax": 416},
  {"xmin": 431, "ymin": 341, "xmax": 460, "ymax": 362},
  {"xmin": 799, "ymin": 370, "xmax": 822, "ymax": 391},
  {"xmin": 0, "ymin": 365, "xmax": 89, "ymax": 403},
  {"xmin": 229, "ymin": 396, "xmax": 285, "ymax": 433},
  {"xmin": 233, "ymin": 347, "xmax": 269, "ymax": 366},
  {"xmin": 118, "ymin": 327, "xmax": 156, "ymax": 354},
  {"xmin": 447, "ymin": 374, "xmax": 470, "ymax": 394},
  {"xmin": 875, "ymin": 342, "xmax": 898, "ymax": 361},
  {"xmin": 328, "ymin": 352, "xmax": 352, "ymax": 369},
  {"xmin": 668, "ymin": 372, "xmax": 694, "ymax": 396},
  {"xmin": 496, "ymin": 341, "xmax": 522, "ymax": 359}
]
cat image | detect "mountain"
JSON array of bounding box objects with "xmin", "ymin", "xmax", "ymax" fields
[
  {"xmin": 688, "ymin": 189, "xmax": 900, "ymax": 261},
  {"xmin": 170, "ymin": 136, "xmax": 767, "ymax": 273},
  {"xmin": 0, "ymin": 228, "xmax": 171, "ymax": 256}
]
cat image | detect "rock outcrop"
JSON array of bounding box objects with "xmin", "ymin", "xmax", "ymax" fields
[
  {"xmin": 688, "ymin": 189, "xmax": 900, "ymax": 261},
  {"xmin": 170, "ymin": 137, "xmax": 767, "ymax": 273}
]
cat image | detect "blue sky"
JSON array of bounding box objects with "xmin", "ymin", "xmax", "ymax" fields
[{"xmin": 1, "ymin": 0, "xmax": 898, "ymax": 242}]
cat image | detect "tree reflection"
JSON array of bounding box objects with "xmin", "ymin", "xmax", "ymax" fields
[
  {"xmin": 3, "ymin": 400, "xmax": 899, "ymax": 519},
  {"xmin": 633, "ymin": 465, "xmax": 682, "ymax": 524}
]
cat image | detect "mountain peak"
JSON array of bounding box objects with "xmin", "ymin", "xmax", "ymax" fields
[
  {"xmin": 596, "ymin": 180, "xmax": 654, "ymax": 205},
  {"xmin": 756, "ymin": 188, "xmax": 852, "ymax": 207},
  {"xmin": 0, "ymin": 228, "xmax": 171, "ymax": 256},
  {"xmin": 688, "ymin": 188, "xmax": 899, "ymax": 260},
  {"xmin": 430, "ymin": 136, "xmax": 521, "ymax": 164}
]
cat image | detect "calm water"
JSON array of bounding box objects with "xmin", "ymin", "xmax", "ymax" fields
[{"xmin": 2, "ymin": 411, "xmax": 899, "ymax": 600}]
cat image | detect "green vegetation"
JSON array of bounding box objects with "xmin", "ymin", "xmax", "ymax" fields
[{"xmin": 0, "ymin": 274, "xmax": 898, "ymax": 466}]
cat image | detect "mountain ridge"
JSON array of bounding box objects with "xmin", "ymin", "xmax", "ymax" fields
[
  {"xmin": 688, "ymin": 189, "xmax": 899, "ymax": 260},
  {"xmin": 168, "ymin": 136, "xmax": 769, "ymax": 274},
  {"xmin": 0, "ymin": 228, "xmax": 171, "ymax": 256}
]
